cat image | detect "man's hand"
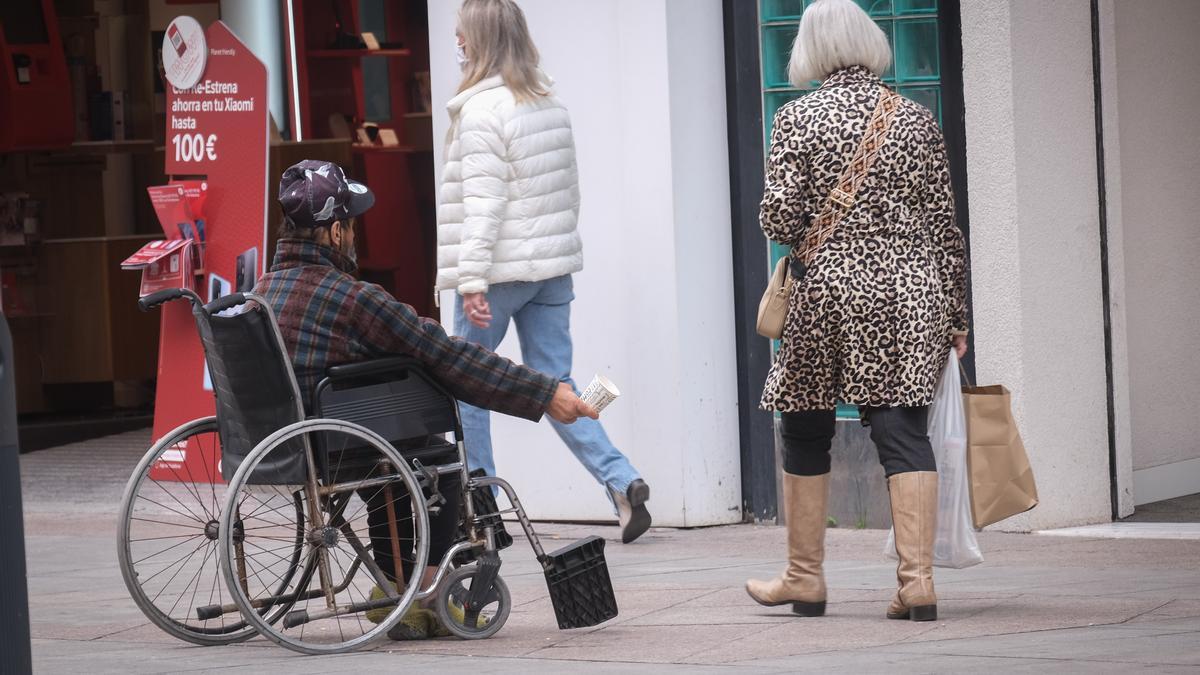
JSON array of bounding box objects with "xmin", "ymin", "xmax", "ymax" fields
[
  {"xmin": 463, "ymin": 292, "xmax": 492, "ymax": 329},
  {"xmin": 952, "ymin": 334, "xmax": 968, "ymax": 359},
  {"xmin": 547, "ymin": 382, "xmax": 599, "ymax": 424}
]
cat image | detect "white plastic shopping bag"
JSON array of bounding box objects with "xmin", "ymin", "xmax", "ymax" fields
[{"xmin": 884, "ymin": 350, "xmax": 983, "ymax": 569}]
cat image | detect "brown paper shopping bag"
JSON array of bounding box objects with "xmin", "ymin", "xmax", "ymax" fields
[{"xmin": 961, "ymin": 381, "xmax": 1039, "ymax": 528}]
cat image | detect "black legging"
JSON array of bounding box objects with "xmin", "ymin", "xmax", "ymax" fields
[
  {"xmin": 358, "ymin": 452, "xmax": 462, "ymax": 584},
  {"xmin": 780, "ymin": 406, "xmax": 936, "ymax": 477}
]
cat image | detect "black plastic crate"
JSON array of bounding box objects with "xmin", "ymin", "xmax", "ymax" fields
[{"xmin": 543, "ymin": 535, "xmax": 618, "ymax": 629}]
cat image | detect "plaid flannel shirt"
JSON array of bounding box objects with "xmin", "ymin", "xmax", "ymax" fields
[{"xmin": 254, "ymin": 239, "xmax": 557, "ymax": 420}]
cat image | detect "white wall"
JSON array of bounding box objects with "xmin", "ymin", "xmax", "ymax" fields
[
  {"xmin": 1106, "ymin": 0, "xmax": 1200, "ymax": 506},
  {"xmin": 428, "ymin": 0, "xmax": 741, "ymax": 526},
  {"xmin": 962, "ymin": 0, "xmax": 1112, "ymax": 529}
]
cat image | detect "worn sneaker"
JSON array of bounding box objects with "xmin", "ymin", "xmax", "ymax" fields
[
  {"xmin": 366, "ymin": 585, "xmax": 437, "ymax": 640},
  {"xmin": 612, "ymin": 479, "xmax": 652, "ymax": 544},
  {"xmin": 366, "ymin": 585, "xmax": 393, "ymax": 625},
  {"xmin": 427, "ymin": 612, "xmax": 453, "ymax": 638},
  {"xmin": 386, "ymin": 606, "xmax": 436, "ymax": 641}
]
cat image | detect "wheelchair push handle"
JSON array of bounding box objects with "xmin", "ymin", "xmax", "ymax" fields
[
  {"xmin": 137, "ymin": 288, "xmax": 202, "ymax": 312},
  {"xmin": 203, "ymin": 292, "xmax": 249, "ymax": 315}
]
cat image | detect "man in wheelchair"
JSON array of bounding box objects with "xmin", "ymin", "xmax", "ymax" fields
[{"xmin": 256, "ymin": 160, "xmax": 599, "ymax": 639}]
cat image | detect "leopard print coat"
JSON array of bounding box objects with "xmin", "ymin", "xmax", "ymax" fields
[{"xmin": 760, "ymin": 66, "xmax": 968, "ymax": 412}]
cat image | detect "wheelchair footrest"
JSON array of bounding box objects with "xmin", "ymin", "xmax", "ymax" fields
[
  {"xmin": 465, "ymin": 551, "xmax": 502, "ymax": 622},
  {"xmin": 542, "ymin": 535, "xmax": 618, "ymax": 629}
]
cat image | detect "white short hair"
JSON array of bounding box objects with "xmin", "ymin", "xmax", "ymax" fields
[{"xmin": 788, "ymin": 0, "xmax": 893, "ymax": 86}]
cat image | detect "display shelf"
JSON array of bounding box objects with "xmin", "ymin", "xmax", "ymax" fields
[
  {"xmin": 42, "ymin": 234, "xmax": 160, "ymax": 245},
  {"xmin": 67, "ymin": 140, "xmax": 157, "ymax": 155},
  {"xmin": 351, "ymin": 144, "xmax": 423, "ymax": 154},
  {"xmin": 285, "ymin": 0, "xmax": 435, "ymax": 315},
  {"xmin": 307, "ymin": 48, "xmax": 411, "ymax": 59}
]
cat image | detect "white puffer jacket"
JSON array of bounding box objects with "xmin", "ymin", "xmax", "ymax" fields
[{"xmin": 435, "ymin": 74, "xmax": 583, "ymax": 295}]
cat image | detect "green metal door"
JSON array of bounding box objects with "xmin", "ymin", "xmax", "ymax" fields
[{"xmin": 758, "ymin": 0, "xmax": 945, "ymax": 419}]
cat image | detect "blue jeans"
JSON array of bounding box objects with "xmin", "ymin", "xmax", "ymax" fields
[{"xmin": 453, "ymin": 275, "xmax": 641, "ymax": 499}]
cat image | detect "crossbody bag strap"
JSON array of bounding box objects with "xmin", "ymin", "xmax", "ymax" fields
[{"xmin": 796, "ymin": 86, "xmax": 901, "ymax": 265}]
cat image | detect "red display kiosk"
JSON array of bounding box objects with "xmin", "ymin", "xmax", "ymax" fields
[
  {"xmin": 0, "ymin": 0, "xmax": 75, "ymax": 151},
  {"xmin": 142, "ymin": 18, "xmax": 270, "ymax": 483}
]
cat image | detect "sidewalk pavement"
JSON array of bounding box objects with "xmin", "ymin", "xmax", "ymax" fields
[{"xmin": 19, "ymin": 430, "xmax": 1200, "ymax": 673}]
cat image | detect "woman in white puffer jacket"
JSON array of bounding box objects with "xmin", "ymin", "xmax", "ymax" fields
[{"xmin": 437, "ymin": 0, "xmax": 651, "ymax": 543}]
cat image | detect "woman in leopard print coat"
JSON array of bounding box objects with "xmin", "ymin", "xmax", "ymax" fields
[{"xmin": 746, "ymin": 0, "xmax": 968, "ymax": 625}]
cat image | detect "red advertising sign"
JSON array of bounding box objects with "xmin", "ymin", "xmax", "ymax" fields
[
  {"xmin": 148, "ymin": 20, "xmax": 269, "ymax": 483},
  {"xmin": 120, "ymin": 238, "xmax": 194, "ymax": 297}
]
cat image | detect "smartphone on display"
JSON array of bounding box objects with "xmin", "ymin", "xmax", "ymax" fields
[
  {"xmin": 167, "ymin": 23, "xmax": 187, "ymax": 57},
  {"xmin": 207, "ymin": 273, "xmax": 230, "ymax": 303},
  {"xmin": 235, "ymin": 247, "xmax": 258, "ymax": 292},
  {"xmin": 203, "ymin": 273, "xmax": 231, "ymax": 391}
]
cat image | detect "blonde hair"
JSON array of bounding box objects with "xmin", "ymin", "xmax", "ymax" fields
[
  {"xmin": 788, "ymin": 0, "xmax": 893, "ymax": 86},
  {"xmin": 457, "ymin": 0, "xmax": 547, "ymax": 102}
]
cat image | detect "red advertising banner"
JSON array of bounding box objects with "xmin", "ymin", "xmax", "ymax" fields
[
  {"xmin": 122, "ymin": 181, "xmax": 208, "ymax": 296},
  {"xmin": 148, "ymin": 20, "xmax": 269, "ymax": 483},
  {"xmin": 120, "ymin": 238, "xmax": 194, "ymax": 297}
]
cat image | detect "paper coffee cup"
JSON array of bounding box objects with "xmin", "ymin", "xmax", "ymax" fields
[{"xmin": 581, "ymin": 374, "xmax": 620, "ymax": 413}]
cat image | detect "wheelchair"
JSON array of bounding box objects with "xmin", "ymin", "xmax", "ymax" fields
[{"xmin": 117, "ymin": 287, "xmax": 618, "ymax": 655}]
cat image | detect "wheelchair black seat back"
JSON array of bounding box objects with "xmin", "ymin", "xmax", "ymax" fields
[{"xmin": 191, "ymin": 294, "xmax": 307, "ymax": 484}]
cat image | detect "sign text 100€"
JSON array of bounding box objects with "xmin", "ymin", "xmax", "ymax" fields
[{"xmin": 170, "ymin": 133, "xmax": 218, "ymax": 163}]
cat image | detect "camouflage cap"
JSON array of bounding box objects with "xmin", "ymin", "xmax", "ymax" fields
[{"xmin": 278, "ymin": 159, "xmax": 375, "ymax": 230}]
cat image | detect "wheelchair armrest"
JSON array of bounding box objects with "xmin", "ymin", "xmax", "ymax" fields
[
  {"xmin": 324, "ymin": 356, "xmax": 423, "ymax": 381},
  {"xmin": 312, "ymin": 355, "xmax": 462, "ymax": 439},
  {"xmin": 314, "ymin": 357, "xmax": 430, "ymax": 415}
]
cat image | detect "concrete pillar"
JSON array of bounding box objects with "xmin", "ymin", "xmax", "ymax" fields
[
  {"xmin": 220, "ymin": 0, "xmax": 287, "ymax": 137},
  {"xmin": 961, "ymin": 0, "xmax": 1112, "ymax": 529}
]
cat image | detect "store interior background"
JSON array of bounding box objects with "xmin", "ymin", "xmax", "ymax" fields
[
  {"xmin": 9, "ymin": 0, "xmax": 1195, "ymax": 527},
  {"xmin": 0, "ymin": 0, "xmax": 438, "ymax": 450}
]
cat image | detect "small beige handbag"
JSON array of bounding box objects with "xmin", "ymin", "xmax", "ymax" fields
[
  {"xmin": 755, "ymin": 86, "xmax": 899, "ymax": 340},
  {"xmin": 756, "ymin": 257, "xmax": 793, "ymax": 339}
]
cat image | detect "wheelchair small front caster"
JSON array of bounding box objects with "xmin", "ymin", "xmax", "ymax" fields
[{"xmin": 435, "ymin": 565, "xmax": 511, "ymax": 640}]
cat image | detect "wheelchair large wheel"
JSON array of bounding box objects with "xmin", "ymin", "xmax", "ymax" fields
[
  {"xmin": 117, "ymin": 417, "xmax": 304, "ymax": 645},
  {"xmin": 219, "ymin": 420, "xmax": 430, "ymax": 655},
  {"xmin": 434, "ymin": 564, "xmax": 511, "ymax": 640}
]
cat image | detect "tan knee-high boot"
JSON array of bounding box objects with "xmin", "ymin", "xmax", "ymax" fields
[
  {"xmin": 886, "ymin": 471, "xmax": 938, "ymax": 621},
  {"xmin": 745, "ymin": 472, "xmax": 829, "ymax": 616}
]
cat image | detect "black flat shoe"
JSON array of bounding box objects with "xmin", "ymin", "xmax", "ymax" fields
[{"xmin": 614, "ymin": 479, "xmax": 651, "ymax": 543}]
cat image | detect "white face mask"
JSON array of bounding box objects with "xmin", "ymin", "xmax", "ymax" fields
[{"xmin": 455, "ymin": 41, "xmax": 468, "ymax": 69}]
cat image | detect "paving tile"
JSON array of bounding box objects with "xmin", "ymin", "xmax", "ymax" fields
[
  {"xmin": 882, "ymin": 623, "xmax": 1200, "ymax": 666},
  {"xmin": 1038, "ymin": 523, "xmax": 1200, "ymax": 540},
  {"xmin": 18, "ymin": 430, "xmax": 1200, "ymax": 672}
]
